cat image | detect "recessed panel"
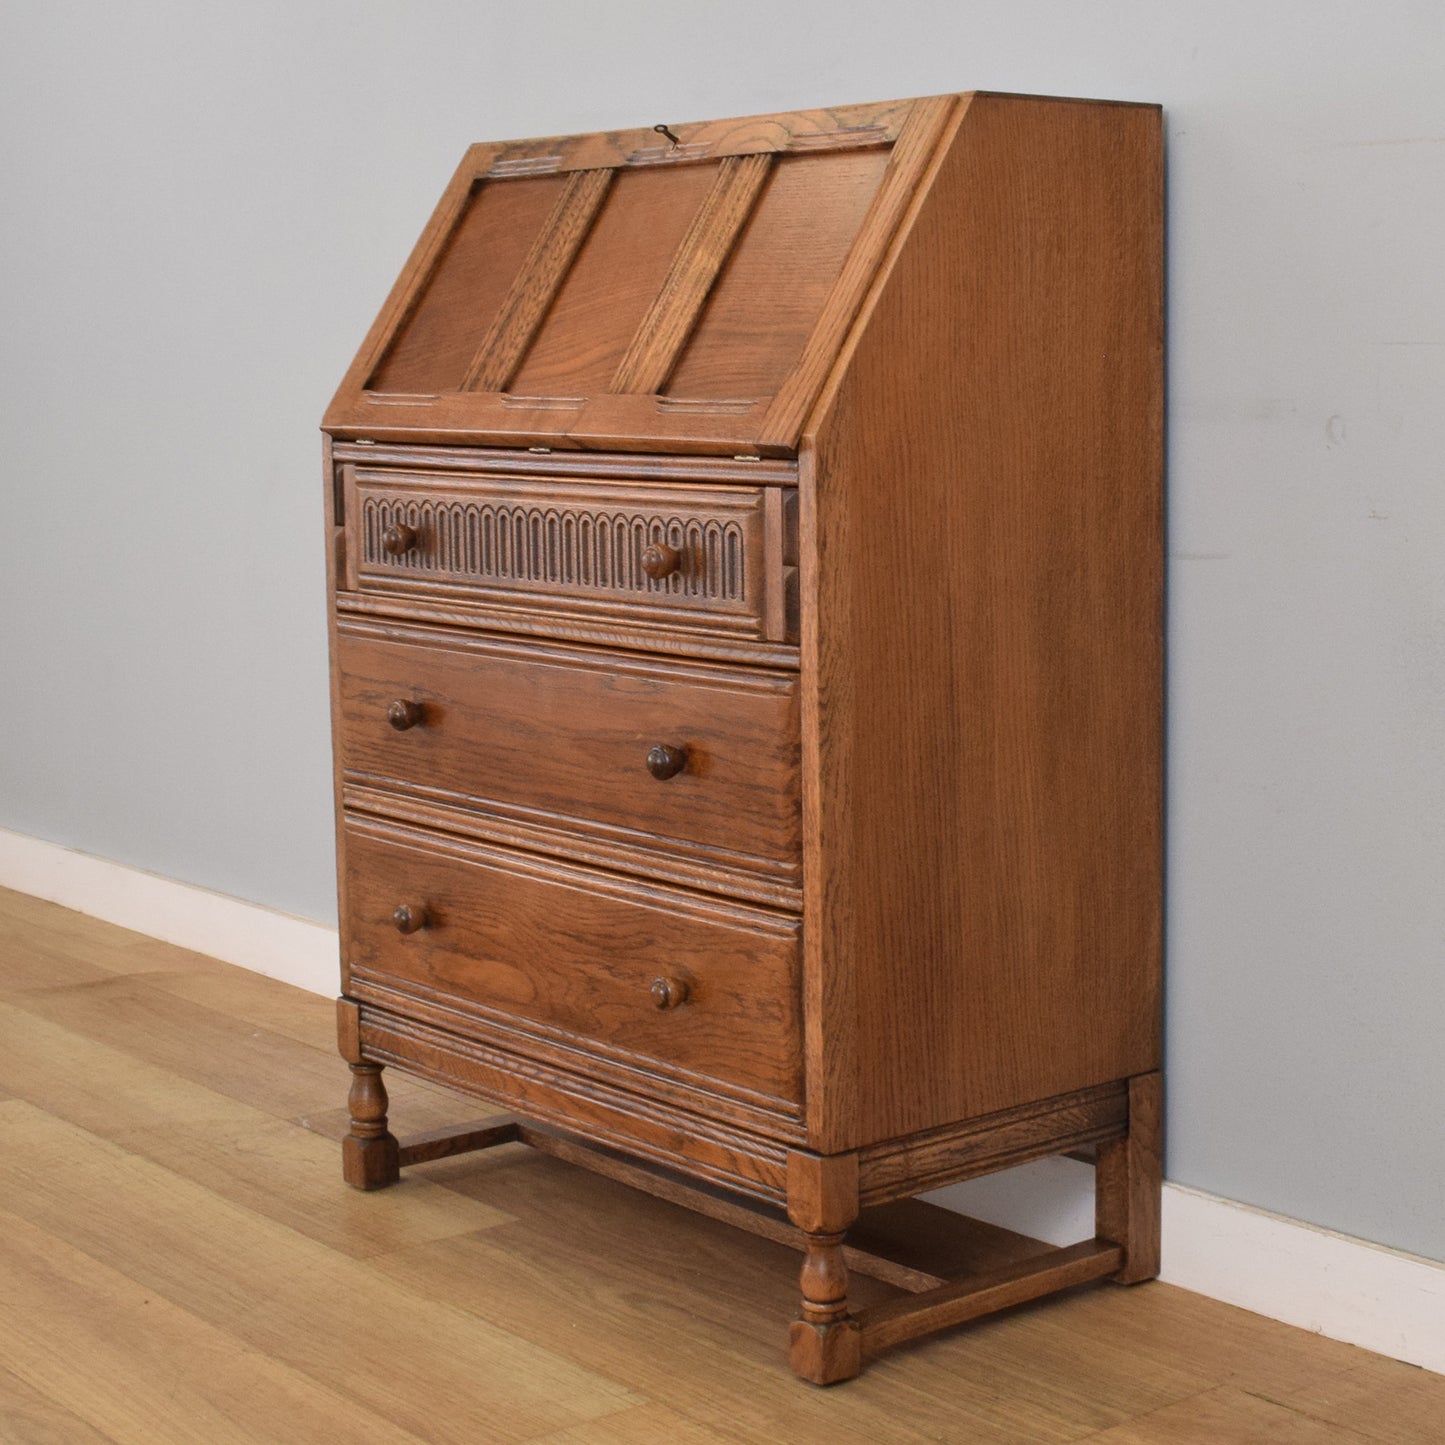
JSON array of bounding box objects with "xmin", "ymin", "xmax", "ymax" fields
[
  {"xmin": 665, "ymin": 149, "xmax": 892, "ymax": 400},
  {"xmin": 368, "ymin": 176, "xmax": 567, "ymax": 395},
  {"xmin": 509, "ymin": 164, "xmax": 718, "ymax": 396}
]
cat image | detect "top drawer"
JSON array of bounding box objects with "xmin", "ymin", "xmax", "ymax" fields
[{"xmin": 340, "ymin": 466, "xmax": 797, "ymax": 646}]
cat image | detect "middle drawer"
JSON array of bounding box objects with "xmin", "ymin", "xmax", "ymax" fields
[{"xmin": 335, "ymin": 619, "xmax": 801, "ymax": 900}]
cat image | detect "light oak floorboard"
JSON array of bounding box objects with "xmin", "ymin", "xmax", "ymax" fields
[
  {"xmin": 0, "ymin": 1207, "xmax": 432, "ymax": 1445},
  {"xmin": 0, "ymin": 1001, "xmax": 511, "ymax": 1255},
  {"xmin": 1250, "ymin": 1354, "xmax": 1445, "ymax": 1445},
  {"xmin": 374, "ymin": 1153, "xmax": 1214, "ymax": 1443},
  {"xmin": 6, "ymin": 974, "xmax": 344, "ymax": 1119},
  {"xmin": 146, "ymin": 963, "xmax": 343, "ymax": 1050},
  {"xmin": 1081, "ymin": 1385, "xmax": 1374, "ymax": 1443},
  {"xmin": 531, "ymin": 1402, "xmax": 738, "ymax": 1443},
  {"xmin": 0, "ymin": 1101, "xmax": 640, "ymax": 1444},
  {"xmin": 367, "ymin": 1162, "xmax": 948, "ymax": 1445},
  {"xmin": 0, "ymin": 1363, "xmax": 117, "ymax": 1445},
  {"xmin": 3, "ymin": 892, "xmax": 1440, "ymax": 1444},
  {"xmin": 0, "ymin": 887, "xmax": 231, "ymax": 983}
]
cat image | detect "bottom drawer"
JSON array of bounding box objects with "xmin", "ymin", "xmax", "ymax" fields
[{"xmin": 341, "ymin": 815, "xmax": 802, "ymax": 1108}]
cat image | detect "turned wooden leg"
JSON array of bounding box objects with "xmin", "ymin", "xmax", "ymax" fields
[
  {"xmin": 786, "ymin": 1151, "xmax": 861, "ymax": 1384},
  {"xmin": 342, "ymin": 1062, "xmax": 400, "ymax": 1190},
  {"xmin": 789, "ymin": 1229, "xmax": 862, "ymax": 1383},
  {"xmin": 1096, "ymin": 1070, "xmax": 1162, "ymax": 1283}
]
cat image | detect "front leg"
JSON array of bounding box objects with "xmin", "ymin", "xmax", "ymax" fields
[
  {"xmin": 338, "ymin": 998, "xmax": 399, "ymax": 1189},
  {"xmin": 342, "ymin": 1061, "xmax": 400, "ymax": 1189},
  {"xmin": 786, "ymin": 1152, "xmax": 861, "ymax": 1384}
]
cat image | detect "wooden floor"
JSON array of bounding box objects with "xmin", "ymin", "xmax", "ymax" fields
[{"xmin": 0, "ymin": 887, "xmax": 1439, "ymax": 1444}]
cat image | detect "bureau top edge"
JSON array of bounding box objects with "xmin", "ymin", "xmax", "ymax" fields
[{"xmin": 330, "ymin": 440, "xmax": 799, "ymax": 488}]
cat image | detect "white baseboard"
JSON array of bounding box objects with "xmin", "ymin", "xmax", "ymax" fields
[
  {"xmin": 0, "ymin": 826, "xmax": 338, "ymax": 997},
  {"xmin": 2, "ymin": 825, "xmax": 1440, "ymax": 1375},
  {"xmin": 931, "ymin": 1159, "xmax": 1443, "ymax": 1375},
  {"xmin": 1160, "ymin": 1181, "xmax": 1444, "ymax": 1375}
]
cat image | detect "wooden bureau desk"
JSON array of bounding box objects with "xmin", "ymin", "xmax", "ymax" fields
[{"xmin": 323, "ymin": 91, "xmax": 1163, "ymax": 1383}]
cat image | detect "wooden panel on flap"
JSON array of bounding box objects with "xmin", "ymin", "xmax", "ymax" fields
[
  {"xmin": 665, "ymin": 149, "xmax": 893, "ymax": 401},
  {"xmin": 461, "ymin": 168, "xmax": 614, "ymax": 393},
  {"xmin": 509, "ymin": 164, "xmax": 718, "ymax": 397},
  {"xmin": 610, "ymin": 152, "xmax": 774, "ymax": 395},
  {"xmin": 368, "ymin": 176, "xmax": 566, "ymax": 395}
]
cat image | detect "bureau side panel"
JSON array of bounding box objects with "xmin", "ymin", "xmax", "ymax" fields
[{"xmin": 802, "ymin": 94, "xmax": 1164, "ymax": 1150}]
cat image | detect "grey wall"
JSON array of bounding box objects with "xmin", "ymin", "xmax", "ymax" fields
[{"xmin": 3, "ymin": 1, "xmax": 1442, "ymax": 1262}]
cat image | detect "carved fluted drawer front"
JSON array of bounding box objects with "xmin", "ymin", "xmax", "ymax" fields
[
  {"xmin": 342, "ymin": 815, "xmax": 803, "ymax": 1108},
  {"xmin": 341, "ymin": 466, "xmax": 796, "ymax": 644},
  {"xmin": 335, "ymin": 618, "xmax": 801, "ymax": 901}
]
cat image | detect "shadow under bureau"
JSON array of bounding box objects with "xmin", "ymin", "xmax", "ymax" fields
[{"xmin": 323, "ymin": 91, "xmax": 1163, "ymax": 1383}]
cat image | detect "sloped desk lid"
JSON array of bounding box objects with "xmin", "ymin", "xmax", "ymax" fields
[{"xmin": 325, "ymin": 96, "xmax": 959, "ymax": 456}]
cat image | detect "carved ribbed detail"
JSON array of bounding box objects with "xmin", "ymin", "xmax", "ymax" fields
[{"xmin": 362, "ymin": 495, "xmax": 747, "ymax": 601}]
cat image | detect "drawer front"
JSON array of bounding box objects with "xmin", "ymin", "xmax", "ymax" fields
[
  {"xmin": 335, "ymin": 620, "xmax": 801, "ymax": 880},
  {"xmin": 342, "ymin": 466, "xmax": 795, "ymax": 642},
  {"xmin": 342, "ymin": 817, "xmax": 802, "ymax": 1106}
]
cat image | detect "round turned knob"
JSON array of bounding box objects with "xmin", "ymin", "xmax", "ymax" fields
[
  {"xmin": 387, "ymin": 698, "xmax": 425, "ymax": 731},
  {"xmin": 392, "ymin": 903, "xmax": 427, "ymax": 934},
  {"xmin": 650, "ymin": 976, "xmax": 689, "ymax": 1010},
  {"xmin": 640, "ymin": 542, "xmax": 681, "ymax": 580},
  {"xmin": 382, "ymin": 522, "xmax": 418, "ymax": 556},
  {"xmin": 645, "ymin": 743, "xmax": 688, "ymax": 780}
]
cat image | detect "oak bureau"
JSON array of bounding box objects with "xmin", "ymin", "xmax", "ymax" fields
[{"xmin": 324, "ymin": 91, "xmax": 1163, "ymax": 1383}]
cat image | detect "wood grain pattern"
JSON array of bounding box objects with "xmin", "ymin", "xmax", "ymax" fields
[
  {"xmin": 347, "ymin": 971, "xmax": 804, "ymax": 1143},
  {"xmin": 370, "ymin": 175, "xmax": 568, "ymax": 396},
  {"xmin": 0, "ymin": 1102, "xmax": 639, "ymax": 1443},
  {"xmin": 464, "ymin": 98, "xmax": 914, "ymax": 179},
  {"xmin": 760, "ymin": 93, "xmax": 958, "ymax": 445},
  {"xmin": 343, "ymin": 816, "xmax": 803, "ymax": 1105},
  {"xmin": 345, "ymin": 467, "xmax": 781, "ymax": 639},
  {"xmin": 322, "ymin": 92, "xmax": 1165, "ymax": 1383},
  {"xmin": 332, "ymin": 438, "xmax": 799, "ymax": 486},
  {"xmin": 356, "ymin": 1004, "xmax": 793, "ymax": 1202},
  {"xmin": 390, "ymin": 1110, "xmax": 942, "ymax": 1295},
  {"xmin": 855, "ymin": 1238, "xmax": 1124, "ymax": 1354},
  {"xmin": 0, "ymin": 1205, "xmax": 437, "ymax": 1445},
  {"xmin": 0, "ymin": 1362, "xmax": 117, "ymax": 1445},
  {"xmin": 1082, "ymin": 1386, "xmax": 1374, "ymax": 1444},
  {"xmin": 324, "ymin": 101, "xmax": 935, "ymax": 452},
  {"xmin": 508, "ymin": 1122, "xmax": 946, "ymax": 1296},
  {"xmin": 7, "ymin": 892, "xmax": 1437, "ymax": 1442},
  {"xmin": 799, "ymin": 93, "xmax": 1164, "ymax": 1150},
  {"xmin": 337, "ymin": 588, "xmax": 800, "ymax": 670},
  {"xmin": 461, "ymin": 168, "xmax": 613, "ymax": 393},
  {"xmin": 342, "ymin": 781, "xmax": 801, "ymax": 911},
  {"xmin": 0, "ymin": 998, "xmax": 510, "ymax": 1260},
  {"xmin": 533, "ymin": 1402, "xmax": 737, "ymax": 1444},
  {"xmin": 397, "ymin": 1116, "xmax": 521, "ymax": 1166},
  {"xmin": 1096, "ymin": 1070, "xmax": 1163, "ymax": 1283},
  {"xmin": 858, "ymin": 1082, "xmax": 1128, "ymax": 1205},
  {"xmin": 610, "ymin": 152, "xmax": 773, "ymax": 395},
  {"xmin": 335, "ymin": 620, "xmax": 800, "ymax": 881},
  {"xmin": 665, "ymin": 149, "xmax": 893, "ymax": 402},
  {"xmin": 507, "ymin": 164, "xmax": 717, "ymax": 397}
]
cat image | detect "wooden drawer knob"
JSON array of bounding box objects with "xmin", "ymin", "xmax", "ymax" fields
[
  {"xmin": 382, "ymin": 522, "xmax": 418, "ymax": 556},
  {"xmin": 645, "ymin": 743, "xmax": 688, "ymax": 780},
  {"xmin": 387, "ymin": 699, "xmax": 425, "ymax": 731},
  {"xmin": 641, "ymin": 542, "xmax": 681, "ymax": 580},
  {"xmin": 392, "ymin": 903, "xmax": 428, "ymax": 934},
  {"xmin": 650, "ymin": 976, "xmax": 689, "ymax": 1010}
]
